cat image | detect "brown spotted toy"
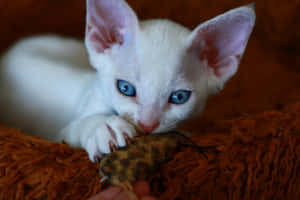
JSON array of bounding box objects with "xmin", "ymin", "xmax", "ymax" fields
[{"xmin": 99, "ymin": 131, "xmax": 209, "ymax": 190}]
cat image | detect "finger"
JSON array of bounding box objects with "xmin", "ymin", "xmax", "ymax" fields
[
  {"xmin": 89, "ymin": 186, "xmax": 122, "ymax": 200},
  {"xmin": 114, "ymin": 191, "xmax": 132, "ymax": 200},
  {"xmin": 133, "ymin": 181, "xmax": 151, "ymax": 197},
  {"xmin": 141, "ymin": 196, "xmax": 157, "ymax": 200},
  {"xmin": 115, "ymin": 189, "xmax": 138, "ymax": 200}
]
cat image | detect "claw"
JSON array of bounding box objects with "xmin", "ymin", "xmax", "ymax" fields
[
  {"xmin": 94, "ymin": 148, "xmax": 104, "ymax": 163},
  {"xmin": 94, "ymin": 155, "xmax": 101, "ymax": 163},
  {"xmin": 106, "ymin": 123, "xmax": 117, "ymax": 141},
  {"xmin": 123, "ymin": 132, "xmax": 132, "ymax": 145},
  {"xmin": 99, "ymin": 176, "xmax": 108, "ymax": 183},
  {"xmin": 109, "ymin": 140, "xmax": 117, "ymax": 152}
]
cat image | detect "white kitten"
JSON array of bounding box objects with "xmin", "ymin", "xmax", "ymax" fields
[{"xmin": 0, "ymin": 0, "xmax": 255, "ymax": 161}]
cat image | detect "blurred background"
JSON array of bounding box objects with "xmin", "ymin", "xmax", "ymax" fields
[{"xmin": 0, "ymin": 0, "xmax": 299, "ymax": 133}]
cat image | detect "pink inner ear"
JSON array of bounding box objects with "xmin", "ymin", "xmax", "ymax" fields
[
  {"xmin": 88, "ymin": 20, "xmax": 124, "ymax": 52},
  {"xmin": 86, "ymin": 0, "xmax": 138, "ymax": 53},
  {"xmin": 191, "ymin": 7, "xmax": 255, "ymax": 78},
  {"xmin": 197, "ymin": 29, "xmax": 244, "ymax": 77}
]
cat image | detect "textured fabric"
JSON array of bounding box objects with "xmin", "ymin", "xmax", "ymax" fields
[
  {"xmin": 152, "ymin": 104, "xmax": 300, "ymax": 199},
  {"xmin": 0, "ymin": 104, "xmax": 299, "ymax": 199},
  {"xmin": 0, "ymin": 127, "xmax": 102, "ymax": 200}
]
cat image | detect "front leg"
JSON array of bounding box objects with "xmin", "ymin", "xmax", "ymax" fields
[{"xmin": 59, "ymin": 114, "xmax": 137, "ymax": 162}]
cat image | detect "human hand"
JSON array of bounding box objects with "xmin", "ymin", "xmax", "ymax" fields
[{"xmin": 88, "ymin": 181, "xmax": 157, "ymax": 200}]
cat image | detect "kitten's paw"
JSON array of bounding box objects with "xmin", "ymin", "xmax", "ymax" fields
[{"xmin": 82, "ymin": 116, "xmax": 137, "ymax": 162}]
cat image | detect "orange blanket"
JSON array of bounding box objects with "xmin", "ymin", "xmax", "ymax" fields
[{"xmin": 1, "ymin": 103, "xmax": 299, "ymax": 199}]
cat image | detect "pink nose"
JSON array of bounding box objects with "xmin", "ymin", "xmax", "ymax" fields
[{"xmin": 138, "ymin": 121, "xmax": 160, "ymax": 133}]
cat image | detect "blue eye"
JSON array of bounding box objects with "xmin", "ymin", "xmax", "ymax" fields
[
  {"xmin": 169, "ymin": 90, "xmax": 191, "ymax": 105},
  {"xmin": 117, "ymin": 80, "xmax": 136, "ymax": 97}
]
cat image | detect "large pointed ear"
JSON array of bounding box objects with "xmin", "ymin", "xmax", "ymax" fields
[
  {"xmin": 85, "ymin": 0, "xmax": 139, "ymax": 54},
  {"xmin": 188, "ymin": 4, "xmax": 255, "ymax": 92}
]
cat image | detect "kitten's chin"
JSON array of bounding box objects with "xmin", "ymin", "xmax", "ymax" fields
[
  {"xmin": 136, "ymin": 127, "xmax": 171, "ymax": 135},
  {"xmin": 152, "ymin": 126, "xmax": 177, "ymax": 134}
]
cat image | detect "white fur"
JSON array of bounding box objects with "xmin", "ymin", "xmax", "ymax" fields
[{"xmin": 0, "ymin": 0, "xmax": 255, "ymax": 161}]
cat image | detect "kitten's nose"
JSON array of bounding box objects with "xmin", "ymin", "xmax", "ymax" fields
[{"xmin": 138, "ymin": 120, "xmax": 160, "ymax": 134}]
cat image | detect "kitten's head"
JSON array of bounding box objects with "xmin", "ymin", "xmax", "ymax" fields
[{"xmin": 85, "ymin": 0, "xmax": 255, "ymax": 133}]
